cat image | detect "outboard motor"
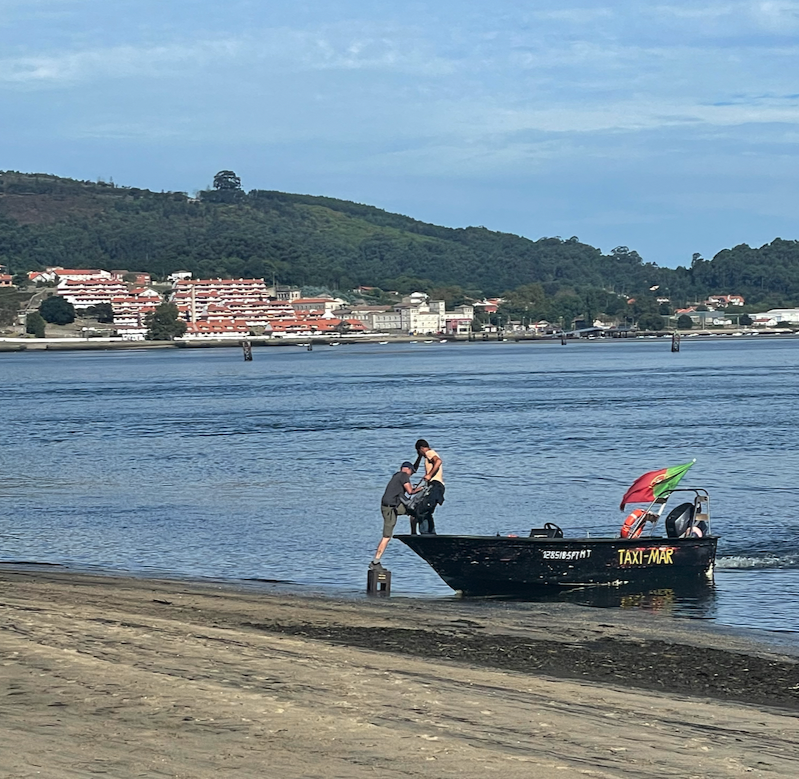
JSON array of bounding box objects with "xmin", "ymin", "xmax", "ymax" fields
[{"xmin": 665, "ymin": 502, "xmax": 695, "ymax": 538}]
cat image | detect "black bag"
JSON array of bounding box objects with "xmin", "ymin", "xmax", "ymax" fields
[
  {"xmin": 401, "ymin": 483, "xmax": 431, "ymax": 517},
  {"xmin": 402, "ymin": 482, "xmax": 444, "ymax": 518}
]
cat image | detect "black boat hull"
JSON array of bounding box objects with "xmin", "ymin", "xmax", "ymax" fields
[{"xmin": 395, "ymin": 534, "xmax": 718, "ymax": 596}]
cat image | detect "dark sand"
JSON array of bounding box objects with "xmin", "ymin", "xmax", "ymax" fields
[{"xmin": 1, "ymin": 567, "xmax": 797, "ymax": 778}]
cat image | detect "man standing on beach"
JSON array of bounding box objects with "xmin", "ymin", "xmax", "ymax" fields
[
  {"xmin": 413, "ymin": 439, "xmax": 445, "ymax": 535},
  {"xmin": 370, "ymin": 461, "xmax": 415, "ymax": 568}
]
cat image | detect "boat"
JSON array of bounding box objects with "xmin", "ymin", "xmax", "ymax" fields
[{"xmin": 396, "ymin": 465, "xmax": 717, "ymax": 596}]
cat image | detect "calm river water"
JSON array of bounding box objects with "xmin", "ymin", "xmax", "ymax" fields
[{"xmin": 2, "ymin": 338, "xmax": 798, "ymax": 642}]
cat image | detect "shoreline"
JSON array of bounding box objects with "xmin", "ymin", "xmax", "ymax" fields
[
  {"xmin": 1, "ymin": 330, "xmax": 797, "ymax": 352},
  {"xmin": 2, "ymin": 566, "xmax": 798, "ymax": 777},
  {"xmin": 4, "ymin": 558, "xmax": 797, "ymax": 651},
  {"xmin": 3, "ymin": 565, "xmax": 798, "ymax": 706}
]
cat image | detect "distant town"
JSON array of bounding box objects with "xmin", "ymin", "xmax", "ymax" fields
[{"xmin": 1, "ymin": 266, "xmax": 799, "ymax": 344}]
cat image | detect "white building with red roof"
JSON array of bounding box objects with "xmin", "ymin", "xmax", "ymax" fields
[
  {"xmin": 56, "ymin": 277, "xmax": 128, "ymax": 309},
  {"xmin": 706, "ymin": 294, "xmax": 745, "ymax": 308},
  {"xmin": 171, "ymin": 278, "xmax": 305, "ymax": 333},
  {"xmin": 171, "ymin": 278, "xmax": 273, "ymax": 319},
  {"xmin": 28, "ymin": 270, "xmax": 57, "ymax": 284},
  {"xmin": 183, "ymin": 319, "xmax": 251, "ymax": 339},
  {"xmin": 110, "ymin": 292, "xmax": 160, "ymax": 328},
  {"xmin": 169, "ymin": 278, "xmax": 371, "ymax": 339},
  {"xmin": 48, "ymin": 267, "xmax": 113, "ymax": 282},
  {"xmin": 290, "ymin": 297, "xmax": 341, "ymax": 315},
  {"xmin": 267, "ymin": 317, "xmax": 367, "ymax": 337}
]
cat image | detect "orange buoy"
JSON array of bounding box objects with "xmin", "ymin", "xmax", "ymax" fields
[{"xmin": 620, "ymin": 508, "xmax": 647, "ymax": 539}]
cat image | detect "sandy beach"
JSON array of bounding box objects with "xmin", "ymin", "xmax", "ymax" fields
[{"xmin": 1, "ymin": 567, "xmax": 797, "ymax": 778}]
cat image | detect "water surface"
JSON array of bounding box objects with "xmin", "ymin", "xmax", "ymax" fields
[{"xmin": 2, "ymin": 338, "xmax": 798, "ymax": 639}]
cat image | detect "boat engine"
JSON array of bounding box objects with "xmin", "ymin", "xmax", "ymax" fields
[{"xmin": 665, "ymin": 502, "xmax": 695, "ymax": 538}]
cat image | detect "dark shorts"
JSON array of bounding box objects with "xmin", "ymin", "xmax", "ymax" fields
[{"xmin": 381, "ymin": 502, "xmax": 408, "ymax": 537}]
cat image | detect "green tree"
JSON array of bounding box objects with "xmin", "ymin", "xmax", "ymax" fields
[
  {"xmin": 39, "ymin": 295, "xmax": 76, "ymax": 325},
  {"xmin": 739, "ymin": 313, "xmax": 753, "ymax": 326},
  {"xmin": 86, "ymin": 302, "xmax": 114, "ymax": 323},
  {"xmin": 550, "ymin": 291, "xmax": 583, "ymax": 328},
  {"xmin": 499, "ymin": 282, "xmax": 548, "ymax": 326},
  {"xmin": 0, "ymin": 289, "xmax": 24, "ymax": 326},
  {"xmin": 677, "ymin": 314, "xmax": 694, "ymax": 329},
  {"xmin": 145, "ymin": 303, "xmax": 187, "ymax": 340},
  {"xmin": 26, "ymin": 311, "xmax": 46, "ymax": 337},
  {"xmin": 429, "ymin": 285, "xmax": 467, "ymax": 308},
  {"xmin": 213, "ymin": 170, "xmax": 242, "ymax": 190},
  {"xmin": 637, "ymin": 312, "xmax": 665, "ymax": 331}
]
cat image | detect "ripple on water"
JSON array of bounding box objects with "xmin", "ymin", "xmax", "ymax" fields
[{"xmin": 1, "ymin": 339, "xmax": 799, "ymax": 637}]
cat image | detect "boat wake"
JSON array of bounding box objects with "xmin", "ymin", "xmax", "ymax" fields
[{"xmin": 717, "ymin": 553, "xmax": 799, "ymax": 570}]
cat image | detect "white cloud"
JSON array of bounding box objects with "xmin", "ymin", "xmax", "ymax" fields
[
  {"xmin": 530, "ymin": 7, "xmax": 615, "ymax": 24},
  {"xmin": 751, "ymin": 0, "xmax": 799, "ymax": 30},
  {"xmin": 0, "ymin": 22, "xmax": 460, "ymax": 91},
  {"xmin": 648, "ymin": 1, "xmax": 799, "ymax": 33},
  {"xmin": 283, "ymin": 25, "xmax": 458, "ymax": 76},
  {"xmin": 0, "ymin": 39, "xmax": 242, "ymax": 85},
  {"xmin": 71, "ymin": 122, "xmax": 186, "ymax": 141}
]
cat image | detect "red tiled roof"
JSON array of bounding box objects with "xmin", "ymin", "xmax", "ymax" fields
[
  {"xmin": 55, "ymin": 269, "xmax": 109, "ymax": 276},
  {"xmin": 185, "ymin": 319, "xmax": 250, "ymax": 334}
]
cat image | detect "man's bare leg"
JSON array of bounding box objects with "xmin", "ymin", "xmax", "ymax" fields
[{"xmin": 371, "ymin": 536, "xmax": 390, "ymax": 565}]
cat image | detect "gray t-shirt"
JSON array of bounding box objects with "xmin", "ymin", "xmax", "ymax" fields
[{"xmin": 381, "ymin": 471, "xmax": 411, "ymax": 507}]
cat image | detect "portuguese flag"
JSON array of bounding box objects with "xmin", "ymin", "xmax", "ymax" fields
[{"xmin": 620, "ymin": 461, "xmax": 695, "ymax": 510}]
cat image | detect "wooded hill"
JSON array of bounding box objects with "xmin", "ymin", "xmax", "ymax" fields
[{"xmin": 1, "ymin": 170, "xmax": 798, "ymax": 311}]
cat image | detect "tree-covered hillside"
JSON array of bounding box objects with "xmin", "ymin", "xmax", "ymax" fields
[
  {"xmin": 1, "ymin": 170, "xmax": 797, "ymax": 310},
  {"xmin": 690, "ymin": 241, "xmax": 799, "ymax": 310},
  {"xmin": 0, "ymin": 171, "xmax": 661, "ymax": 295}
]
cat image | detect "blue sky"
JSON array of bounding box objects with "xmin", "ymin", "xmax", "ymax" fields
[{"xmin": 3, "ymin": 0, "xmax": 799, "ymax": 267}]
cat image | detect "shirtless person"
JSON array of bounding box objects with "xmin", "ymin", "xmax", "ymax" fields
[{"xmin": 412, "ymin": 439, "xmax": 445, "ymax": 535}]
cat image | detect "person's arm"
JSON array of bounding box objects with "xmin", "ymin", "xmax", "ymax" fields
[
  {"xmin": 403, "ymin": 476, "xmax": 425, "ymax": 495},
  {"xmin": 423, "ymin": 453, "xmax": 442, "ymax": 481}
]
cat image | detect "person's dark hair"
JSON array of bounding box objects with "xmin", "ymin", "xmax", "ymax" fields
[{"xmin": 415, "ymin": 439, "xmax": 429, "ymax": 450}]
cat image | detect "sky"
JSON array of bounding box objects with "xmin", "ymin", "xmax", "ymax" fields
[{"xmin": 2, "ymin": 0, "xmax": 799, "ymax": 268}]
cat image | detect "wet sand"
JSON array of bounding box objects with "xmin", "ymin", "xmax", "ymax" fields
[{"xmin": 1, "ymin": 567, "xmax": 797, "ymax": 778}]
